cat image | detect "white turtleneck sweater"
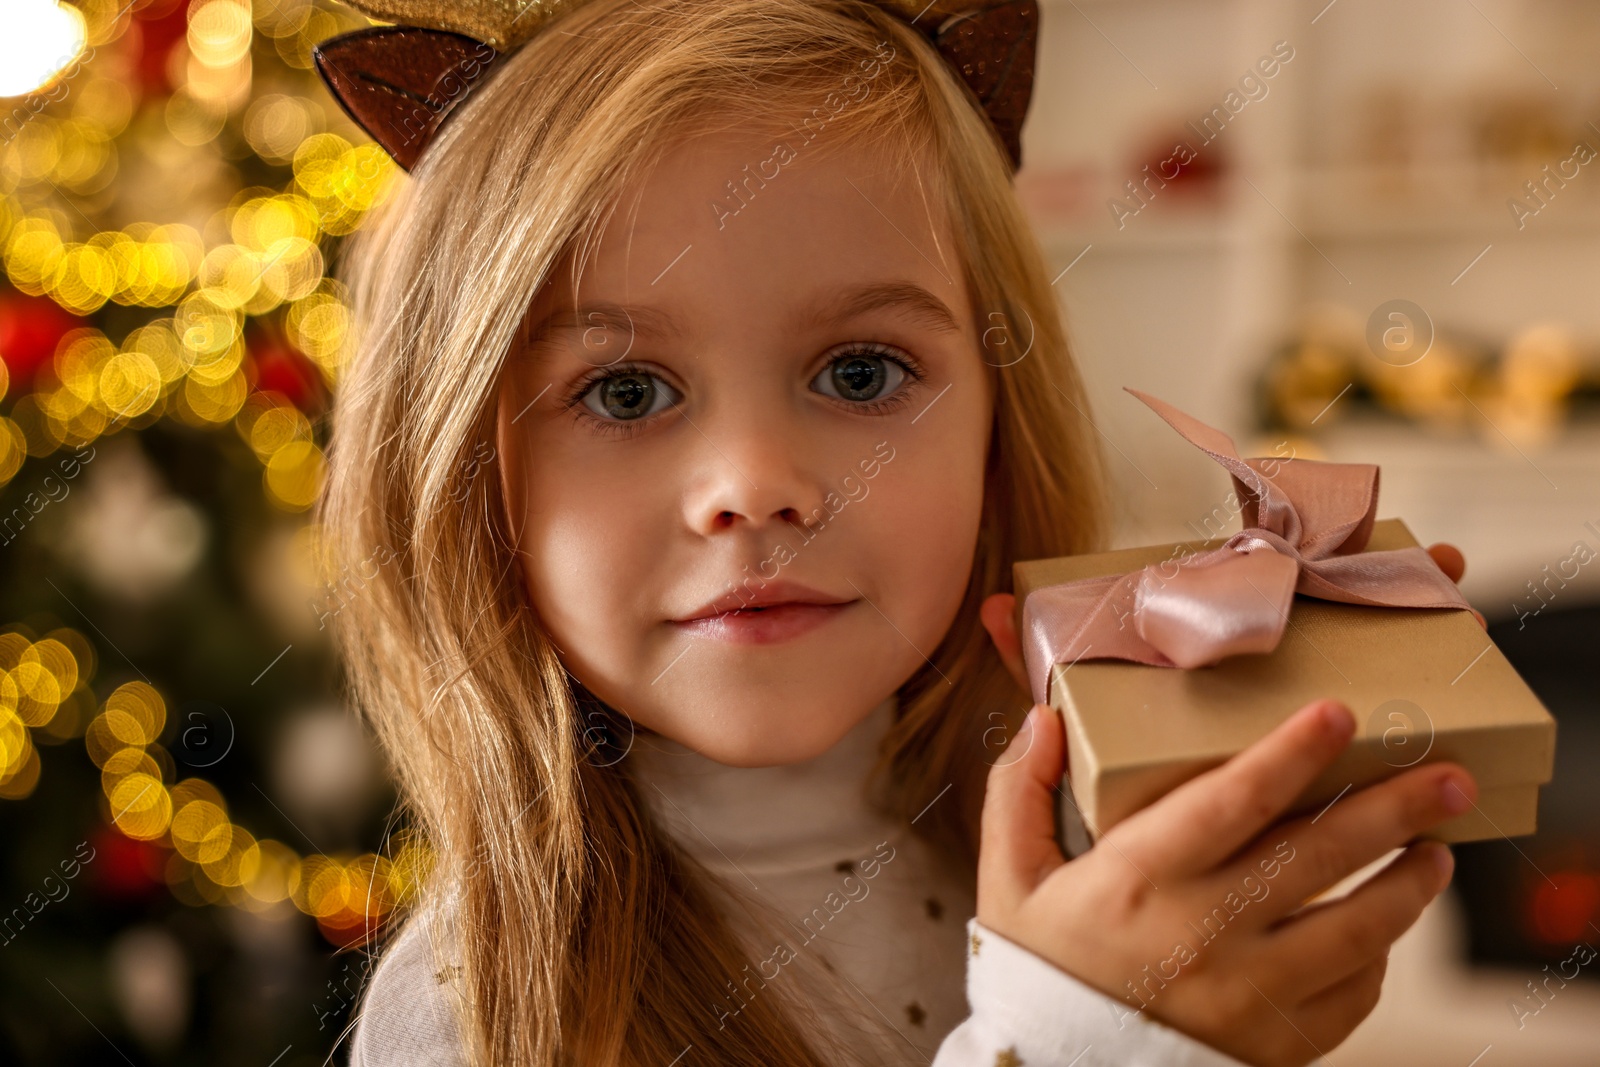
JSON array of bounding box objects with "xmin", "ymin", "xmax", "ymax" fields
[{"xmin": 348, "ymin": 695, "xmax": 1251, "ymax": 1066}]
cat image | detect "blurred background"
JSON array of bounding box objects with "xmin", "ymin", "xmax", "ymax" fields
[{"xmin": 0, "ymin": 0, "xmax": 1595, "ymax": 1064}]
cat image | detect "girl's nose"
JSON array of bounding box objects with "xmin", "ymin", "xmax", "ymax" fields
[
  {"xmin": 707, "ymin": 504, "xmax": 803, "ymax": 534},
  {"xmin": 681, "ymin": 423, "xmax": 827, "ymax": 538}
]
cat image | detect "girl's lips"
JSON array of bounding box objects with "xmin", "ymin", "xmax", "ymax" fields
[{"xmin": 670, "ymin": 601, "xmax": 855, "ymax": 645}]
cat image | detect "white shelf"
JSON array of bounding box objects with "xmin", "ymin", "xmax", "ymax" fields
[
  {"xmin": 1035, "ymin": 211, "xmax": 1243, "ymax": 253},
  {"xmin": 1024, "ymin": 166, "xmax": 1600, "ymax": 249},
  {"xmin": 1298, "ymin": 165, "xmax": 1600, "ymax": 241}
]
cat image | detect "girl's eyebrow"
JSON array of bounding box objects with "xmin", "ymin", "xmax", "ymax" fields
[
  {"xmin": 525, "ymin": 303, "xmax": 674, "ymax": 346},
  {"xmin": 801, "ymin": 281, "xmax": 962, "ymax": 336},
  {"xmin": 525, "ymin": 281, "xmax": 961, "ymax": 352}
]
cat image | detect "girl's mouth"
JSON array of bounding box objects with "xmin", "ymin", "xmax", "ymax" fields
[{"xmin": 670, "ymin": 601, "xmax": 856, "ymax": 645}]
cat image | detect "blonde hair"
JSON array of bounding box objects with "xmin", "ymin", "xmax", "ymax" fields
[{"xmin": 318, "ymin": 0, "xmax": 1108, "ymax": 1063}]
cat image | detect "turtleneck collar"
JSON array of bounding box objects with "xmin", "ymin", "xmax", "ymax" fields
[{"xmin": 624, "ymin": 693, "xmax": 902, "ymax": 880}]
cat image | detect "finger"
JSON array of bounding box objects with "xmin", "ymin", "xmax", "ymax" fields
[
  {"xmin": 1427, "ymin": 543, "xmax": 1486, "ymax": 628},
  {"xmin": 1110, "ymin": 699, "xmax": 1355, "ymax": 880},
  {"xmin": 1288, "ymin": 954, "xmax": 1388, "ymax": 1056},
  {"xmin": 977, "ymin": 703, "xmax": 1069, "ymax": 918},
  {"xmin": 1240, "ymin": 762, "xmax": 1474, "ymax": 918},
  {"xmin": 980, "ymin": 592, "xmax": 1030, "ymax": 695},
  {"xmin": 1254, "ymin": 841, "xmax": 1450, "ymax": 1002},
  {"xmin": 1426, "ymin": 542, "xmax": 1465, "ymax": 584}
]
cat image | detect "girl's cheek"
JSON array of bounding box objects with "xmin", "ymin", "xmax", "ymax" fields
[{"xmin": 868, "ymin": 454, "xmax": 983, "ymax": 585}]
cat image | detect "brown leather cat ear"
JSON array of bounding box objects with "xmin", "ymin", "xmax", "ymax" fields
[
  {"xmin": 313, "ymin": 0, "xmax": 1039, "ymax": 174},
  {"xmin": 926, "ymin": 0, "xmax": 1037, "ymax": 171},
  {"xmin": 312, "ymin": 26, "xmax": 503, "ymax": 172}
]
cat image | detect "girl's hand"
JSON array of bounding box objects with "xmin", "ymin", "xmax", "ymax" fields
[
  {"xmin": 976, "ymin": 699, "xmax": 1474, "ymax": 1067},
  {"xmin": 972, "ymin": 541, "xmax": 1481, "ymax": 1066}
]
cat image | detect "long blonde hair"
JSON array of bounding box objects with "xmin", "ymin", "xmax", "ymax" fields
[{"xmin": 318, "ymin": 0, "xmax": 1108, "ymax": 1063}]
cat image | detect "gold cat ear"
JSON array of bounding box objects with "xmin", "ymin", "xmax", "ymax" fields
[{"xmin": 334, "ymin": 0, "xmax": 582, "ymax": 50}]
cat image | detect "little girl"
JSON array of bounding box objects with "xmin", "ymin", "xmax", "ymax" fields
[{"xmin": 315, "ymin": 0, "xmax": 1479, "ymax": 1064}]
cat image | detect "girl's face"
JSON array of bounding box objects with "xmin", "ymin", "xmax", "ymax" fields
[{"xmin": 496, "ymin": 122, "xmax": 994, "ymax": 767}]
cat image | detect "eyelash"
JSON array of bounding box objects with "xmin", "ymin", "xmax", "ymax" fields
[
  {"xmin": 555, "ymin": 363, "xmax": 672, "ymax": 439},
  {"xmin": 557, "ymin": 343, "xmax": 928, "ymax": 438}
]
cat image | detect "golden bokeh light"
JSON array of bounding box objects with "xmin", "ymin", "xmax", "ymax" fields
[
  {"xmin": 286, "ymin": 288, "xmax": 353, "ymax": 382},
  {"xmin": 164, "ymin": 86, "xmax": 229, "ymax": 146},
  {"xmin": 0, "ymin": 418, "xmax": 24, "ymax": 486},
  {"xmin": 264, "ymin": 438, "xmax": 325, "ymax": 511},
  {"xmin": 179, "ymin": 368, "xmax": 249, "ymax": 424},
  {"xmin": 189, "ymin": 0, "xmax": 254, "ymax": 69},
  {"xmin": 0, "ymin": 0, "xmax": 87, "ymax": 97},
  {"xmin": 0, "ymin": 742, "xmax": 41, "ymax": 800},
  {"xmin": 0, "ymin": 705, "xmax": 32, "ymax": 784},
  {"xmin": 0, "ymin": 0, "xmax": 413, "ymax": 946},
  {"xmin": 104, "ymin": 681, "xmax": 168, "ymax": 747},
  {"xmin": 109, "ymin": 772, "xmax": 174, "ymax": 841},
  {"xmin": 202, "ymin": 823, "xmax": 258, "ymax": 887},
  {"xmin": 243, "ymin": 95, "xmax": 324, "ymax": 166},
  {"xmin": 246, "ymin": 401, "xmax": 311, "ymax": 458},
  {"xmin": 0, "ymin": 626, "xmax": 425, "ymax": 939},
  {"xmin": 243, "ymin": 839, "xmax": 301, "ymax": 906},
  {"xmin": 172, "ymin": 798, "xmax": 233, "ymax": 865}
]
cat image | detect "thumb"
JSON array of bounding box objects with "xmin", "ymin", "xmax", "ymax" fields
[{"xmin": 978, "ymin": 702, "xmax": 1070, "ymax": 921}]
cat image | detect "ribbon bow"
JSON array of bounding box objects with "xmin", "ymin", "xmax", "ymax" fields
[{"xmin": 1021, "ymin": 388, "xmax": 1474, "ymax": 707}]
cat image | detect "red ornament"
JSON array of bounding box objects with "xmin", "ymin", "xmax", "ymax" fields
[
  {"xmin": 130, "ymin": 0, "xmax": 193, "ymax": 96},
  {"xmin": 1133, "ymin": 132, "xmax": 1227, "ymax": 195},
  {"xmin": 1527, "ymin": 869, "xmax": 1600, "ymax": 945},
  {"xmin": 0, "ymin": 290, "xmax": 88, "ymax": 389},
  {"xmin": 88, "ymin": 824, "xmax": 167, "ymax": 899},
  {"xmin": 245, "ymin": 325, "xmax": 326, "ymax": 411}
]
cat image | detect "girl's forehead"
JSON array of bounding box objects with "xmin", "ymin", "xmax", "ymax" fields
[
  {"xmin": 511, "ymin": 138, "xmax": 970, "ymax": 352},
  {"xmin": 603, "ymin": 122, "xmax": 942, "ymax": 233}
]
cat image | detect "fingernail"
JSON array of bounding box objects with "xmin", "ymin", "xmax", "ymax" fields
[
  {"xmin": 1428, "ymin": 842, "xmax": 1455, "ymax": 883},
  {"xmin": 1014, "ymin": 705, "xmax": 1038, "ymax": 747},
  {"xmin": 1318, "ymin": 700, "xmax": 1354, "ymax": 742},
  {"xmin": 1440, "ymin": 773, "xmax": 1474, "ymax": 815}
]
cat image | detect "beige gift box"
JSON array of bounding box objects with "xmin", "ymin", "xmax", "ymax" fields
[{"xmin": 1013, "ymin": 518, "xmax": 1557, "ymax": 846}]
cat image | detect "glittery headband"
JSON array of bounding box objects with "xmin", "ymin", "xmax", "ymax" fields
[{"xmin": 311, "ymin": 0, "xmax": 1038, "ymax": 173}]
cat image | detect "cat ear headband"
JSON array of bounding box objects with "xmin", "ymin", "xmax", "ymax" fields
[{"xmin": 310, "ymin": 0, "xmax": 1038, "ymax": 174}]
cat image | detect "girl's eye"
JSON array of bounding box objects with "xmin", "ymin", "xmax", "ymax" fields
[
  {"xmin": 811, "ymin": 345, "xmax": 921, "ymax": 405},
  {"xmin": 573, "ymin": 368, "xmax": 680, "ymax": 424}
]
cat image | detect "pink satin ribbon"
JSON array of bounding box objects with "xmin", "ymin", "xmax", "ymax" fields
[{"xmin": 1021, "ymin": 388, "xmax": 1475, "ymax": 707}]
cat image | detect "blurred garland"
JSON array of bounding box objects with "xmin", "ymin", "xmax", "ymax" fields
[{"xmin": 0, "ymin": 0, "xmax": 430, "ymax": 948}]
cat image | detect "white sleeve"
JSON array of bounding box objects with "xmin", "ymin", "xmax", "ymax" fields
[
  {"xmin": 932, "ymin": 918, "xmax": 1253, "ymax": 1067},
  {"xmin": 346, "ymin": 910, "xmax": 470, "ymax": 1067}
]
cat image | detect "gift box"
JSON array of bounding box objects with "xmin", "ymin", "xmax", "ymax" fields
[{"xmin": 1013, "ymin": 391, "xmax": 1557, "ymax": 849}]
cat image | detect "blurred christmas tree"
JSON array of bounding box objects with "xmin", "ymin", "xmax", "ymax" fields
[{"xmin": 0, "ymin": 3, "xmax": 424, "ymax": 1063}]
